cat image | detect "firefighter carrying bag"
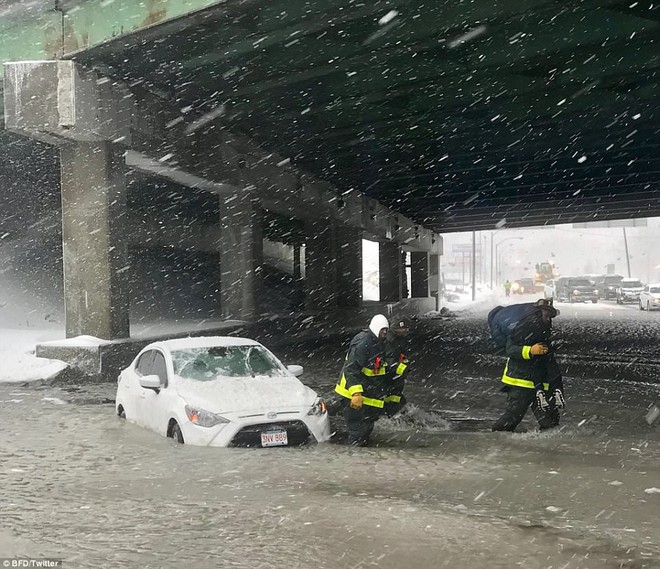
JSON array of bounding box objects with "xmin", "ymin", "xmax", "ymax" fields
[{"xmin": 487, "ymin": 303, "xmax": 540, "ymax": 354}]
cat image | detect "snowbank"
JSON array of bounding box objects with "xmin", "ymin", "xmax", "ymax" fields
[{"xmin": 0, "ymin": 328, "xmax": 68, "ymax": 383}]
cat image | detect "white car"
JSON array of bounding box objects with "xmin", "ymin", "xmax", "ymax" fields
[
  {"xmin": 616, "ymin": 278, "xmax": 644, "ymax": 304},
  {"xmin": 639, "ymin": 284, "xmax": 660, "ymax": 311},
  {"xmin": 115, "ymin": 336, "xmax": 332, "ymax": 447}
]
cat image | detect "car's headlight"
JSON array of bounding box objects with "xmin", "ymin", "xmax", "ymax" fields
[
  {"xmin": 185, "ymin": 405, "xmax": 230, "ymax": 427},
  {"xmin": 307, "ymin": 398, "xmax": 327, "ymax": 416},
  {"xmin": 573, "ymin": 289, "xmax": 580, "ymax": 295},
  {"xmin": 594, "ymin": 289, "xmax": 599, "ymax": 294}
]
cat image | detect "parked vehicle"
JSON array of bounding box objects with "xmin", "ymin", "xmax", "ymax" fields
[
  {"xmin": 595, "ymin": 274, "xmax": 624, "ymax": 300},
  {"xmin": 616, "ymin": 278, "xmax": 644, "ymax": 304},
  {"xmin": 543, "ymin": 279, "xmax": 556, "ymax": 300},
  {"xmin": 115, "ymin": 336, "xmax": 332, "ymax": 447},
  {"xmin": 556, "ymin": 277, "xmax": 599, "ymax": 303},
  {"xmin": 511, "ymin": 277, "xmax": 536, "ymax": 294},
  {"xmin": 639, "ymin": 284, "xmax": 660, "ymax": 311}
]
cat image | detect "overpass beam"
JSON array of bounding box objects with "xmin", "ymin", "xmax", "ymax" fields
[
  {"xmin": 379, "ymin": 242, "xmax": 401, "ymax": 302},
  {"xmin": 60, "ymin": 142, "xmax": 130, "ymax": 339}
]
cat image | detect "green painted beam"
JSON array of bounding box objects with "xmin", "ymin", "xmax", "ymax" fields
[
  {"xmin": 0, "ymin": 11, "xmax": 62, "ymax": 76},
  {"xmin": 0, "ymin": 0, "xmax": 226, "ymax": 81},
  {"xmin": 60, "ymin": 0, "xmax": 227, "ymax": 54}
]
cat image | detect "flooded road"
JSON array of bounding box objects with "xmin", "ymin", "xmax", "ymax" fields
[{"xmin": 1, "ymin": 302, "xmax": 659, "ymax": 568}]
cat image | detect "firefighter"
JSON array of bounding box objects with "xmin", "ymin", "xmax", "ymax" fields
[
  {"xmin": 383, "ymin": 320, "xmax": 410, "ymax": 417},
  {"xmin": 491, "ymin": 299, "xmax": 565, "ymax": 432},
  {"xmin": 335, "ymin": 314, "xmax": 390, "ymax": 446}
]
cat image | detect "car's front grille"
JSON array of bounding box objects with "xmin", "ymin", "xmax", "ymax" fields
[{"xmin": 230, "ymin": 420, "xmax": 311, "ymax": 447}]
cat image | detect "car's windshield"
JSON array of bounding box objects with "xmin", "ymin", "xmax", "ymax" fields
[
  {"xmin": 622, "ymin": 281, "xmax": 642, "ymax": 287},
  {"xmin": 568, "ymin": 279, "xmax": 592, "ymax": 287},
  {"xmin": 650, "ymin": 287, "xmax": 660, "ymax": 294},
  {"xmin": 604, "ymin": 276, "xmax": 623, "ymax": 284},
  {"xmin": 172, "ymin": 345, "xmax": 287, "ymax": 380}
]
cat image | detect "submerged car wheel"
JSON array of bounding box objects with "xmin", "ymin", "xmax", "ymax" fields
[
  {"xmin": 170, "ymin": 421, "xmax": 185, "ymax": 444},
  {"xmin": 640, "ymin": 301, "xmax": 644, "ymax": 311},
  {"xmin": 117, "ymin": 406, "xmax": 126, "ymax": 419}
]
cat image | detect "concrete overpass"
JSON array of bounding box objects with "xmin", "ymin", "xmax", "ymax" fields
[{"xmin": 1, "ymin": 0, "xmax": 659, "ymax": 344}]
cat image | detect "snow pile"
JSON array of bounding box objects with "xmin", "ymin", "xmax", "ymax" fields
[{"xmin": 0, "ymin": 328, "xmax": 67, "ymax": 383}]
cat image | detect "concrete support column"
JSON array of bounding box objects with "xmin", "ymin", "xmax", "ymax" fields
[
  {"xmin": 305, "ymin": 221, "xmax": 337, "ymax": 310},
  {"xmin": 336, "ymin": 225, "xmax": 362, "ymax": 308},
  {"xmin": 60, "ymin": 142, "xmax": 130, "ymax": 339},
  {"xmin": 379, "ymin": 242, "xmax": 401, "ymax": 302},
  {"xmin": 292, "ymin": 243, "xmax": 304, "ymax": 308},
  {"xmin": 410, "ymin": 251, "xmax": 430, "ymax": 298},
  {"xmin": 429, "ymin": 254, "xmax": 442, "ymax": 310},
  {"xmin": 220, "ymin": 191, "xmax": 263, "ymax": 319}
]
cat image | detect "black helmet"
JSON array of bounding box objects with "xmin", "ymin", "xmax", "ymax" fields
[{"xmin": 391, "ymin": 320, "xmax": 409, "ymax": 333}]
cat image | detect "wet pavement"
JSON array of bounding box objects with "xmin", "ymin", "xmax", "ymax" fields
[{"xmin": 1, "ymin": 300, "xmax": 659, "ymax": 568}]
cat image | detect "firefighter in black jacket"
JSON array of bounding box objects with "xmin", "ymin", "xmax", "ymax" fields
[
  {"xmin": 491, "ymin": 301, "xmax": 565, "ymax": 432},
  {"xmin": 335, "ymin": 314, "xmax": 390, "ymax": 445}
]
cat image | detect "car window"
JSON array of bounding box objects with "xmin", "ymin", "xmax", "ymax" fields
[
  {"xmin": 135, "ymin": 351, "xmax": 155, "ymax": 376},
  {"xmin": 568, "ymin": 279, "xmax": 592, "ymax": 287},
  {"xmin": 172, "ymin": 345, "xmax": 288, "ymax": 381},
  {"xmin": 650, "ymin": 287, "xmax": 660, "ymax": 294},
  {"xmin": 152, "ymin": 351, "xmax": 168, "ymax": 387},
  {"xmin": 604, "ymin": 276, "xmax": 623, "ymax": 284}
]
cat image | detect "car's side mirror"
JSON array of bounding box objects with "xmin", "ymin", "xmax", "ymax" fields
[
  {"xmin": 287, "ymin": 365, "xmax": 304, "ymax": 377},
  {"xmin": 139, "ymin": 374, "xmax": 161, "ymax": 391}
]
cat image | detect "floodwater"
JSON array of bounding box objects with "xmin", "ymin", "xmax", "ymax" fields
[{"xmin": 1, "ymin": 301, "xmax": 659, "ymax": 568}]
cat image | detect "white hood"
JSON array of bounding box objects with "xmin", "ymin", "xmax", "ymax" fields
[
  {"xmin": 368, "ymin": 314, "xmax": 389, "ymax": 337},
  {"xmin": 175, "ymin": 374, "xmax": 318, "ymax": 415}
]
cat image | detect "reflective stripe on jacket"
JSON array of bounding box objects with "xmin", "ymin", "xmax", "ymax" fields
[
  {"xmin": 335, "ymin": 374, "xmax": 385, "ymax": 408},
  {"xmin": 501, "ymin": 361, "xmax": 550, "ymax": 390}
]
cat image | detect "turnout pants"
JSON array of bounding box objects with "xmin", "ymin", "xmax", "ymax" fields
[
  {"xmin": 343, "ymin": 404, "xmax": 383, "ymax": 446},
  {"xmin": 491, "ymin": 386, "xmax": 560, "ymax": 432}
]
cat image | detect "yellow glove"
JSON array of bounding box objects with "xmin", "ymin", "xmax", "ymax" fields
[
  {"xmin": 350, "ymin": 393, "xmax": 364, "ymax": 409},
  {"xmin": 530, "ymin": 343, "xmax": 549, "ymax": 356}
]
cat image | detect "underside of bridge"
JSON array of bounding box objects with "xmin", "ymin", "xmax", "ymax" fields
[
  {"xmin": 1, "ymin": 0, "xmax": 659, "ymax": 343},
  {"xmin": 59, "ymin": 0, "xmax": 660, "ymax": 230},
  {"xmin": 2, "ymin": 0, "xmax": 659, "ymax": 230}
]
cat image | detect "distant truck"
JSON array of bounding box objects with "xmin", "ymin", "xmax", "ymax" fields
[
  {"xmin": 595, "ymin": 274, "xmax": 624, "ymax": 300},
  {"xmin": 615, "ymin": 278, "xmax": 644, "ymax": 304},
  {"xmin": 555, "ymin": 277, "xmax": 599, "ymax": 303},
  {"xmin": 534, "ymin": 261, "xmax": 558, "ymax": 291}
]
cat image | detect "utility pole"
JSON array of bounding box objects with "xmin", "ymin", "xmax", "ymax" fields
[
  {"xmin": 490, "ymin": 232, "xmax": 494, "ymax": 290},
  {"xmin": 623, "ymin": 227, "xmax": 631, "ymax": 277},
  {"xmin": 472, "ymin": 230, "xmax": 477, "ymax": 301}
]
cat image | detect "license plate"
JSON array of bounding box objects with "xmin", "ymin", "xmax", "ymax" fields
[{"xmin": 261, "ymin": 429, "xmax": 288, "ymax": 447}]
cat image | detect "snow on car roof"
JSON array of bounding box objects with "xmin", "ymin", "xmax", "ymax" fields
[{"xmin": 147, "ymin": 336, "xmax": 261, "ymax": 352}]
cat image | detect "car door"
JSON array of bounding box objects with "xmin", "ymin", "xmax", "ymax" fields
[
  {"xmin": 138, "ymin": 350, "xmax": 176, "ymax": 436},
  {"xmin": 132, "ymin": 350, "xmax": 157, "ymax": 427},
  {"xmin": 640, "ymin": 286, "xmax": 649, "ymax": 306}
]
